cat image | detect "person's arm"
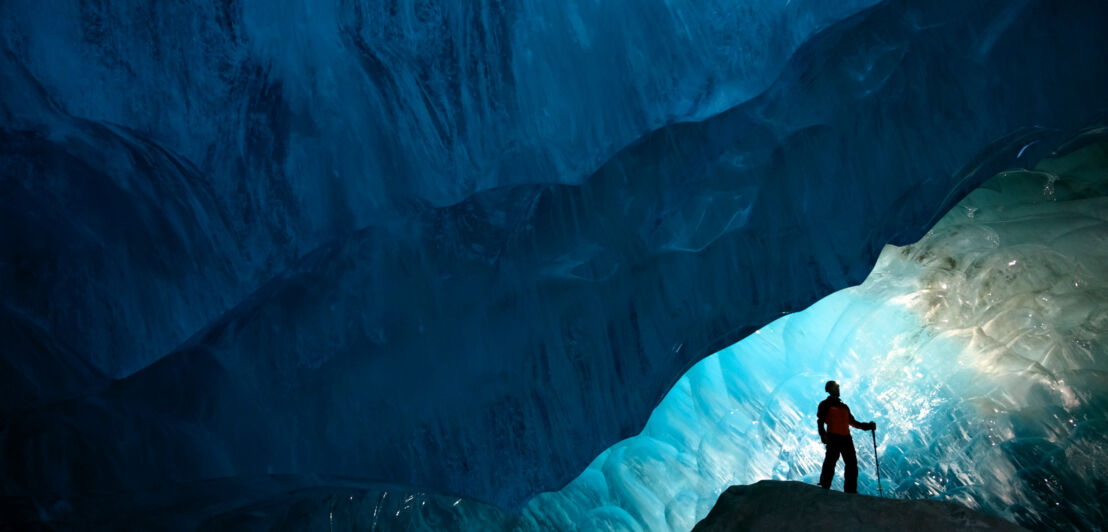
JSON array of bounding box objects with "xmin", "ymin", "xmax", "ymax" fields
[
  {"xmin": 817, "ymin": 402, "xmax": 828, "ymax": 443},
  {"xmin": 849, "ymin": 409, "xmax": 876, "ymax": 431}
]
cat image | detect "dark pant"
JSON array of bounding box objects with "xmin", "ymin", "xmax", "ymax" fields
[{"xmin": 820, "ymin": 434, "xmax": 858, "ymax": 493}]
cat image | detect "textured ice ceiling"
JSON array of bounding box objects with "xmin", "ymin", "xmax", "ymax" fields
[{"xmin": 2, "ymin": 0, "xmax": 1107, "ymax": 522}]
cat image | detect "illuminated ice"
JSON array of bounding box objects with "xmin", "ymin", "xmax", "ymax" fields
[{"xmin": 514, "ymin": 137, "xmax": 1108, "ymax": 531}]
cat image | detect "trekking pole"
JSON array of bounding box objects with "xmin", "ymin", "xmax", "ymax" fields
[{"xmin": 871, "ymin": 429, "xmax": 883, "ymax": 497}]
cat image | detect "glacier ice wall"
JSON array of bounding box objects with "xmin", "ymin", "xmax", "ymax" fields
[{"xmin": 3, "ymin": 0, "xmax": 1108, "ymax": 518}]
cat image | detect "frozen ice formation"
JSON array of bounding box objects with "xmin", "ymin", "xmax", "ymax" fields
[{"xmin": 2, "ymin": 0, "xmax": 1108, "ymax": 526}]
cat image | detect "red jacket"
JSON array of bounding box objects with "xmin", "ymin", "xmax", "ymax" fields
[{"xmin": 818, "ymin": 397, "xmax": 866, "ymax": 436}]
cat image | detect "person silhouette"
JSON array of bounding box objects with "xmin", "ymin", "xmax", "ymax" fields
[{"xmin": 817, "ymin": 380, "xmax": 875, "ymax": 493}]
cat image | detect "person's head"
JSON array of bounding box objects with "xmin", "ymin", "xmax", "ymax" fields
[{"xmin": 825, "ymin": 380, "xmax": 840, "ymax": 397}]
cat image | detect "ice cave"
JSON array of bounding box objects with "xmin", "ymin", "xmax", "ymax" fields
[{"xmin": 1, "ymin": 0, "xmax": 1107, "ymax": 530}]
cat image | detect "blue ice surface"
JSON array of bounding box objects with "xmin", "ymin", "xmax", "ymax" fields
[{"xmin": 1, "ymin": 0, "xmax": 1108, "ymax": 523}]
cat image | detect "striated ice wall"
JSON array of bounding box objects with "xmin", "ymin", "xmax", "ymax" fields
[{"xmin": 3, "ymin": 0, "xmax": 1108, "ymax": 521}]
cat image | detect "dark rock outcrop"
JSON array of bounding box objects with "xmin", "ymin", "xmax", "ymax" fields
[{"xmin": 694, "ymin": 481, "xmax": 1025, "ymax": 532}]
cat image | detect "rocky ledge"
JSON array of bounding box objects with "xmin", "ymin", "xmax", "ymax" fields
[{"xmin": 693, "ymin": 481, "xmax": 1025, "ymax": 532}]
